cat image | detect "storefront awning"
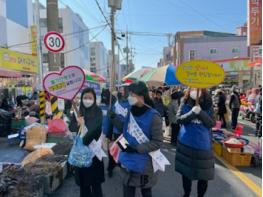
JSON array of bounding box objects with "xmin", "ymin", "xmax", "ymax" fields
[{"xmin": 0, "ymin": 68, "xmax": 22, "ymax": 78}]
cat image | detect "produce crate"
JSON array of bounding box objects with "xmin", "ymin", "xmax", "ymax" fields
[
  {"xmin": 43, "ymin": 161, "xmax": 68, "ymax": 194},
  {"xmin": 222, "ymin": 148, "xmax": 252, "ymax": 167},
  {"xmin": 213, "ymin": 141, "xmax": 223, "ymax": 156}
]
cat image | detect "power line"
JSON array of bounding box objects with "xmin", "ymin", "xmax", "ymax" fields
[
  {"xmin": 63, "ymin": 25, "xmax": 107, "ymax": 54},
  {"xmin": 94, "ymin": 0, "xmax": 125, "ymax": 60},
  {"xmin": 166, "ymin": 0, "xmax": 225, "ymax": 30},
  {"xmin": 7, "ymin": 24, "xmax": 107, "ymax": 48}
]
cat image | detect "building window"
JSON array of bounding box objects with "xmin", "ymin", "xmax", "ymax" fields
[
  {"xmin": 189, "ymin": 50, "xmax": 196, "ymax": 60},
  {"xmin": 232, "ymin": 48, "xmax": 240, "ymax": 53},
  {"xmin": 90, "ymin": 67, "xmax": 96, "ymax": 73},
  {"xmin": 40, "ymin": 18, "xmax": 47, "ymax": 28},
  {"xmin": 210, "ymin": 49, "xmax": 217, "ymax": 54},
  {"xmin": 58, "ymin": 18, "xmax": 63, "ymax": 33},
  {"xmin": 90, "ymin": 48, "xmax": 96, "ymax": 56},
  {"xmin": 42, "ymin": 53, "xmax": 48, "ymax": 63}
]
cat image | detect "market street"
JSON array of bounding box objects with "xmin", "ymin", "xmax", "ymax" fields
[{"xmin": 50, "ymin": 119, "xmax": 262, "ymax": 197}]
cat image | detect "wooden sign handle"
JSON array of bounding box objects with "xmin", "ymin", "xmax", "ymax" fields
[
  {"xmin": 195, "ymin": 88, "xmax": 200, "ymax": 106},
  {"xmin": 72, "ymin": 101, "xmax": 80, "ymax": 118}
]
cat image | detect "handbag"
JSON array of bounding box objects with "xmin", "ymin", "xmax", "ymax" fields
[{"xmin": 68, "ymin": 125, "xmax": 94, "ymax": 167}]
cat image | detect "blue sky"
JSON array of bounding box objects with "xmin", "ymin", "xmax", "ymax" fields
[{"xmin": 39, "ymin": 0, "xmax": 247, "ymax": 69}]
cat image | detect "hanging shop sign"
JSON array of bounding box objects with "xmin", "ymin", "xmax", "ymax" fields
[
  {"xmin": 43, "ymin": 66, "xmax": 85, "ymax": 100},
  {"xmin": 0, "ymin": 48, "xmax": 38, "ymax": 73},
  {"xmin": 176, "ymin": 60, "xmax": 225, "ymax": 88},
  {"xmin": 44, "ymin": 31, "xmax": 65, "ymax": 53}
]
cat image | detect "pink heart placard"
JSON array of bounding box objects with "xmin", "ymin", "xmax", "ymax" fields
[{"xmin": 43, "ymin": 66, "xmax": 85, "ymax": 100}]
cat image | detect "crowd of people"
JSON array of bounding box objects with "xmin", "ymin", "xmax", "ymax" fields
[
  {"xmin": 69, "ymin": 82, "xmax": 215, "ymax": 197},
  {"xmin": 0, "ymin": 83, "xmax": 261, "ymax": 197}
]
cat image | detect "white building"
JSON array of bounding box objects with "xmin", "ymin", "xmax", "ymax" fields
[
  {"xmin": 0, "ymin": 0, "xmax": 33, "ymax": 54},
  {"xmin": 90, "ymin": 42, "xmax": 108, "ymax": 77},
  {"xmin": 36, "ymin": 4, "xmax": 90, "ymax": 75}
]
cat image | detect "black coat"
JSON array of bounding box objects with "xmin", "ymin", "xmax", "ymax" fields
[
  {"xmin": 73, "ymin": 99, "xmax": 105, "ymax": 186},
  {"xmin": 217, "ymin": 93, "xmax": 227, "ymax": 115}
]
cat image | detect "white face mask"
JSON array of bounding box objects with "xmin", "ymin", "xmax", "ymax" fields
[
  {"xmin": 128, "ymin": 96, "xmax": 138, "ymax": 106},
  {"xmin": 190, "ymin": 90, "xmax": 199, "ymax": 100},
  {"xmin": 82, "ymin": 99, "xmax": 94, "ymax": 108}
]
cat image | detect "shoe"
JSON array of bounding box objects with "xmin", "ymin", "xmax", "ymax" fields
[{"xmin": 108, "ymin": 171, "xmax": 113, "ymax": 178}]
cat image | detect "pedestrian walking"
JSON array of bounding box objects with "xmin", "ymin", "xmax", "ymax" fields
[
  {"xmin": 168, "ymin": 91, "xmax": 180, "ymax": 145},
  {"xmin": 215, "ymin": 89, "xmax": 227, "ymax": 128},
  {"xmin": 107, "ymin": 86, "xmax": 129, "ymax": 177},
  {"xmin": 153, "ymin": 90, "xmax": 165, "ymax": 117},
  {"xmin": 255, "ymin": 88, "xmax": 262, "ymax": 137},
  {"xmin": 71, "ymin": 88, "xmax": 105, "ymax": 197},
  {"xmin": 117, "ymin": 81, "xmax": 163, "ymax": 197},
  {"xmin": 229, "ymin": 86, "xmax": 241, "ymax": 129},
  {"xmin": 175, "ymin": 88, "xmax": 215, "ymax": 197}
]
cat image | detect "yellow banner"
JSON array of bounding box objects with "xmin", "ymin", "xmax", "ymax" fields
[
  {"xmin": 0, "ymin": 48, "xmax": 38, "ymax": 73},
  {"xmin": 31, "ymin": 25, "xmax": 37, "ymax": 56},
  {"xmin": 176, "ymin": 60, "xmax": 225, "ymax": 88}
]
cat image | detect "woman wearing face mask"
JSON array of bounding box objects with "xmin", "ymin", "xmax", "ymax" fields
[
  {"xmin": 175, "ymin": 88, "xmax": 215, "ymax": 197},
  {"xmin": 72, "ymin": 88, "xmax": 105, "ymax": 197},
  {"xmin": 117, "ymin": 81, "xmax": 163, "ymax": 197}
]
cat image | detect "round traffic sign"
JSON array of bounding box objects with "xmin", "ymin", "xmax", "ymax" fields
[{"xmin": 44, "ymin": 31, "xmax": 65, "ymax": 53}]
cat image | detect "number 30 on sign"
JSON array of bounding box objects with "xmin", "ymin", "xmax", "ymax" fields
[{"xmin": 44, "ymin": 31, "xmax": 65, "ymax": 53}]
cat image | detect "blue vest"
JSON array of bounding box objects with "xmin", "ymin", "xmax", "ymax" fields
[
  {"xmin": 100, "ymin": 104, "xmax": 110, "ymax": 135},
  {"xmin": 119, "ymin": 108, "xmax": 158, "ymax": 173},
  {"xmin": 178, "ymin": 104, "xmax": 212, "ymax": 150},
  {"xmin": 113, "ymin": 101, "xmax": 130, "ymax": 134}
]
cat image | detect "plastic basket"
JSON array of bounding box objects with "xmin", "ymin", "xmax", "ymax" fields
[
  {"xmin": 213, "ymin": 141, "xmax": 223, "ymax": 156},
  {"xmin": 222, "ymin": 148, "xmax": 252, "ymax": 167}
]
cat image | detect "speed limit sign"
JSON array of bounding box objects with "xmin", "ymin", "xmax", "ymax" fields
[{"xmin": 44, "ymin": 31, "xmax": 65, "ymax": 53}]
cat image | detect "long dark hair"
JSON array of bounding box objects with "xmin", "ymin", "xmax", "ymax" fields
[
  {"xmin": 128, "ymin": 81, "xmax": 154, "ymax": 108},
  {"xmin": 79, "ymin": 88, "xmax": 97, "ymax": 116}
]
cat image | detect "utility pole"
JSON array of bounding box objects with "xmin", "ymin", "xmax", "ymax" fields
[
  {"xmin": 173, "ymin": 35, "xmax": 176, "ymax": 66},
  {"xmin": 110, "ymin": 8, "xmax": 116, "ymax": 94},
  {"xmin": 35, "ymin": 0, "xmax": 43, "ymax": 88},
  {"xmin": 47, "ymin": 0, "xmax": 60, "ymax": 71}
]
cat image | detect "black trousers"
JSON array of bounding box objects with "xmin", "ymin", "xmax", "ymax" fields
[
  {"xmin": 182, "ymin": 176, "xmax": 208, "ymax": 197},
  {"xmin": 231, "ymin": 108, "xmax": 240, "ymax": 129},
  {"xmin": 171, "ymin": 123, "xmax": 180, "ymax": 145},
  {"xmin": 256, "ymin": 114, "xmax": 262, "ymax": 137},
  {"xmin": 80, "ymin": 184, "xmax": 102, "ymax": 197},
  {"xmin": 107, "ymin": 133, "xmax": 121, "ymax": 173},
  {"xmin": 218, "ymin": 112, "xmax": 226, "ymax": 128},
  {"xmin": 123, "ymin": 185, "xmax": 152, "ymax": 197}
]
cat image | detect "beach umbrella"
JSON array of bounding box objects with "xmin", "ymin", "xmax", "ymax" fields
[
  {"xmin": 140, "ymin": 64, "xmax": 180, "ymax": 86},
  {"xmin": 122, "ymin": 67, "xmax": 153, "ymax": 82}
]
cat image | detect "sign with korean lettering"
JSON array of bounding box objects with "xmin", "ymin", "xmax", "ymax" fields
[
  {"xmin": 43, "ymin": 66, "xmax": 85, "ymax": 100},
  {"xmin": 176, "ymin": 60, "xmax": 225, "ymax": 88},
  {"xmin": 248, "ymin": 0, "xmax": 262, "ymax": 45}
]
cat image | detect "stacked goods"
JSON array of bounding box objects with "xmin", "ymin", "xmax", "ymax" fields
[
  {"xmin": 21, "ymin": 148, "xmax": 54, "ymax": 166},
  {"xmin": 23, "ymin": 124, "xmax": 47, "ymax": 151},
  {"xmin": 0, "ymin": 165, "xmax": 43, "ymax": 197},
  {"xmin": 23, "ymin": 156, "xmax": 67, "ymax": 194},
  {"xmin": 51, "ymin": 142, "xmax": 73, "ymax": 155}
]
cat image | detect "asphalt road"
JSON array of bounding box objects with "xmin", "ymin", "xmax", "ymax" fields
[
  {"xmin": 50, "ymin": 118, "xmax": 261, "ymax": 197},
  {"xmin": 50, "ymin": 145, "xmax": 260, "ymax": 197}
]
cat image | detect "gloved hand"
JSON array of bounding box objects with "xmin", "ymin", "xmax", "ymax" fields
[
  {"xmin": 123, "ymin": 144, "xmax": 137, "ymax": 153},
  {"xmin": 192, "ymin": 106, "xmax": 201, "ymax": 114}
]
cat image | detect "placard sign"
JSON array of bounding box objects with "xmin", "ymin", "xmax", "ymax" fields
[
  {"xmin": 44, "ymin": 31, "xmax": 65, "ymax": 53},
  {"xmin": 176, "ymin": 60, "xmax": 225, "ymax": 88},
  {"xmin": 43, "ymin": 66, "xmax": 85, "ymax": 100}
]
